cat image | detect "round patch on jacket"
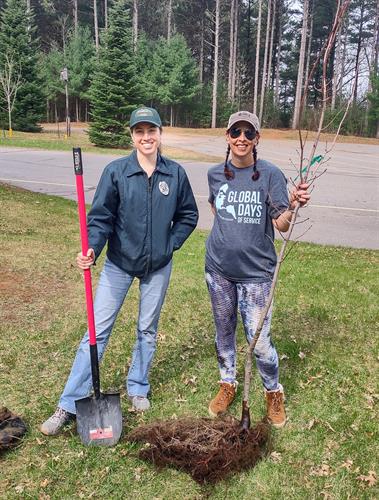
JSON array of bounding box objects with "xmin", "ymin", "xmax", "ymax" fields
[{"xmin": 159, "ymin": 181, "xmax": 169, "ymax": 195}]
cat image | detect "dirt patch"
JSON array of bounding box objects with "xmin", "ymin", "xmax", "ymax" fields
[{"xmin": 0, "ymin": 268, "xmax": 69, "ymax": 326}]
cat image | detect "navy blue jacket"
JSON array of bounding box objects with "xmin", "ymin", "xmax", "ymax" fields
[{"xmin": 87, "ymin": 151, "xmax": 199, "ymax": 277}]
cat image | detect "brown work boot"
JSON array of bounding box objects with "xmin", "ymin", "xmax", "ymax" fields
[
  {"xmin": 265, "ymin": 387, "xmax": 286, "ymax": 428},
  {"xmin": 208, "ymin": 381, "xmax": 237, "ymax": 417}
]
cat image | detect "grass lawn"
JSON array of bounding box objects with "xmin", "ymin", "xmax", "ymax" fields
[
  {"xmin": 0, "ymin": 127, "xmax": 221, "ymax": 163},
  {"xmin": 0, "ymin": 183, "xmax": 378, "ymax": 499}
]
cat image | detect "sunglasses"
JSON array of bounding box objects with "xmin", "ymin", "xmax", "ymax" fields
[{"xmin": 229, "ymin": 127, "xmax": 256, "ymax": 141}]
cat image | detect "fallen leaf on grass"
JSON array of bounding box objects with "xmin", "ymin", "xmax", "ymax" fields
[
  {"xmin": 40, "ymin": 479, "xmax": 50, "ymax": 488},
  {"xmin": 310, "ymin": 464, "xmax": 332, "ymax": 477},
  {"xmin": 364, "ymin": 395, "xmax": 375, "ymax": 409},
  {"xmin": 134, "ymin": 467, "xmax": 143, "ymax": 481},
  {"xmin": 306, "ymin": 418, "xmax": 316, "ymax": 430},
  {"xmin": 357, "ymin": 471, "xmax": 377, "ymax": 487},
  {"xmin": 340, "ymin": 459, "xmax": 353, "ymax": 470},
  {"xmin": 270, "ymin": 451, "xmax": 282, "ymax": 463},
  {"xmin": 298, "ymin": 351, "xmax": 306, "ymax": 360},
  {"xmin": 280, "ymin": 354, "xmax": 288, "ymax": 361}
]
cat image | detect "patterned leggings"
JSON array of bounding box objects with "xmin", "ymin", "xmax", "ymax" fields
[{"xmin": 206, "ymin": 268, "xmax": 279, "ymax": 391}]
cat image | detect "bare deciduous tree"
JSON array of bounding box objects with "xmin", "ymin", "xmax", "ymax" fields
[
  {"xmin": 0, "ymin": 53, "xmax": 23, "ymax": 136},
  {"xmin": 241, "ymin": 0, "xmax": 352, "ymax": 428}
]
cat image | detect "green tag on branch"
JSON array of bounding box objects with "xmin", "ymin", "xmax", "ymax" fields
[{"xmin": 296, "ymin": 155, "xmax": 324, "ymax": 179}]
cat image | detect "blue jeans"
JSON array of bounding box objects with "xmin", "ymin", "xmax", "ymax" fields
[
  {"xmin": 206, "ymin": 269, "xmax": 279, "ymax": 391},
  {"xmin": 59, "ymin": 257, "xmax": 172, "ymax": 414}
]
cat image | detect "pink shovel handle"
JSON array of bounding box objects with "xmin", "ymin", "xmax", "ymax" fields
[{"xmin": 73, "ymin": 148, "xmax": 97, "ymax": 347}]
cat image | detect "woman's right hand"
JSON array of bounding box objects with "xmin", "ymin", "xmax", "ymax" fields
[{"xmin": 76, "ymin": 248, "xmax": 95, "ymax": 270}]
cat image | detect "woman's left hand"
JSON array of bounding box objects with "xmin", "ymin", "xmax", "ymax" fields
[{"xmin": 290, "ymin": 182, "xmax": 310, "ymax": 210}]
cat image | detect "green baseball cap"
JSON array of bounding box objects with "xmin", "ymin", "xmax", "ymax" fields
[{"xmin": 129, "ymin": 107, "xmax": 162, "ymax": 128}]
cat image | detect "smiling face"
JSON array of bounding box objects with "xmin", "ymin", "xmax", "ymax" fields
[
  {"xmin": 131, "ymin": 122, "xmax": 161, "ymax": 157},
  {"xmin": 226, "ymin": 120, "xmax": 258, "ymax": 165}
]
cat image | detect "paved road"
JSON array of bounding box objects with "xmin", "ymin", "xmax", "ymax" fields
[{"xmin": 0, "ymin": 139, "xmax": 378, "ymax": 249}]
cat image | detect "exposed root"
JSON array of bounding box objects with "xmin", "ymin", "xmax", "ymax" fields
[{"xmin": 128, "ymin": 416, "xmax": 270, "ymax": 484}]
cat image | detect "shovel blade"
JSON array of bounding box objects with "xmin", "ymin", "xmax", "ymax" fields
[{"xmin": 75, "ymin": 392, "xmax": 122, "ymax": 447}]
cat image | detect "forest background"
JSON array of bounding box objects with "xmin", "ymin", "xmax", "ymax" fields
[{"xmin": 0, "ymin": 0, "xmax": 378, "ymax": 148}]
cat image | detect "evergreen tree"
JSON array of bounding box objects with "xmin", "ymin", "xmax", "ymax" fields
[
  {"xmin": 150, "ymin": 34, "xmax": 201, "ymax": 125},
  {"xmin": 39, "ymin": 45, "xmax": 64, "ymax": 121},
  {"xmin": 88, "ymin": 0, "xmax": 140, "ymax": 148},
  {"xmin": 0, "ymin": 0, "xmax": 45, "ymax": 132},
  {"xmin": 66, "ymin": 26, "xmax": 95, "ymax": 121}
]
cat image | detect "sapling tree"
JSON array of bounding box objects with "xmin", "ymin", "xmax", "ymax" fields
[
  {"xmin": 0, "ymin": 53, "xmax": 22, "ymax": 136},
  {"xmin": 241, "ymin": 0, "xmax": 353, "ymax": 429}
]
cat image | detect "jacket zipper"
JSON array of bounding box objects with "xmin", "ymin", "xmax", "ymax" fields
[{"xmin": 145, "ymin": 173, "xmax": 153, "ymax": 275}]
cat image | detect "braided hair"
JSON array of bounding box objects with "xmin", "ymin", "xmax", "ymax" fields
[{"xmin": 223, "ymin": 142, "xmax": 260, "ymax": 181}]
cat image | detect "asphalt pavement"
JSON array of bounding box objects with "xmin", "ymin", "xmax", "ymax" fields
[{"xmin": 0, "ymin": 137, "xmax": 378, "ymax": 249}]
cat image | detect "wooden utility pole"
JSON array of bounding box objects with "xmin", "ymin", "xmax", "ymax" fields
[
  {"xmin": 253, "ymin": 0, "xmax": 262, "ymax": 114},
  {"xmin": 292, "ymin": 0, "xmax": 309, "ymax": 129},
  {"xmin": 211, "ymin": 0, "xmax": 220, "ymax": 128}
]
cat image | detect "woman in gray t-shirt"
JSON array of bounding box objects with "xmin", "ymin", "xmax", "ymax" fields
[{"xmin": 206, "ymin": 111, "xmax": 310, "ymax": 428}]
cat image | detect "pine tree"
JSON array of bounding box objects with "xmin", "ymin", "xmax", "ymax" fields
[
  {"xmin": 150, "ymin": 34, "xmax": 200, "ymax": 125},
  {"xmin": 0, "ymin": 0, "xmax": 45, "ymax": 132},
  {"xmin": 66, "ymin": 26, "xmax": 95, "ymax": 121},
  {"xmin": 88, "ymin": 0, "xmax": 140, "ymax": 148}
]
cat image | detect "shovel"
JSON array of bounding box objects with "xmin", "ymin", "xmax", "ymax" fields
[{"xmin": 73, "ymin": 147, "xmax": 122, "ymax": 447}]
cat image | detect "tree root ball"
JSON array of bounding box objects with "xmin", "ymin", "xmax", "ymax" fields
[
  {"xmin": 0, "ymin": 406, "xmax": 27, "ymax": 454},
  {"xmin": 128, "ymin": 416, "xmax": 270, "ymax": 484}
]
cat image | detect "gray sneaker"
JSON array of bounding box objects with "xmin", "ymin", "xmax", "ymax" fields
[
  {"xmin": 40, "ymin": 407, "xmax": 75, "ymax": 436},
  {"xmin": 129, "ymin": 395, "xmax": 150, "ymax": 412}
]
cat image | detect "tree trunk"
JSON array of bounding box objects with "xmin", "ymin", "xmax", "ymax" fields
[
  {"xmin": 253, "ymin": 0, "xmax": 262, "ymax": 114},
  {"xmin": 133, "ymin": 0, "xmax": 138, "ymax": 51},
  {"xmin": 104, "ymin": 0, "xmax": 108, "ymax": 31},
  {"xmin": 274, "ymin": 0, "xmax": 283, "ymax": 106},
  {"xmin": 199, "ymin": 18, "xmax": 204, "ymax": 84},
  {"xmin": 76, "ymin": 97, "xmax": 80, "ymax": 122},
  {"xmin": 73, "ymin": 0, "xmax": 78, "ymax": 34},
  {"xmin": 292, "ymin": 0, "xmax": 309, "ymax": 129},
  {"xmin": 304, "ymin": 0, "xmax": 314, "ymax": 106},
  {"xmin": 259, "ymin": 0, "xmax": 272, "ymax": 123},
  {"xmin": 331, "ymin": 3, "xmax": 342, "ymax": 110},
  {"xmin": 170, "ymin": 105, "xmax": 173, "ymax": 127},
  {"xmin": 167, "ymin": 0, "xmax": 172, "ymax": 41},
  {"xmin": 211, "ymin": 0, "xmax": 220, "ymax": 128},
  {"xmin": 94, "ymin": 0, "xmax": 99, "ymax": 52},
  {"xmin": 231, "ymin": 0, "xmax": 238, "ymax": 101},
  {"xmin": 353, "ymin": 3, "xmax": 365, "ymax": 103},
  {"xmin": 266, "ymin": 0, "xmax": 276, "ymax": 90},
  {"xmin": 228, "ymin": 0, "xmax": 236, "ymax": 100}
]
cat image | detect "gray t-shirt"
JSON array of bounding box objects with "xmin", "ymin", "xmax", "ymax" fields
[{"xmin": 206, "ymin": 159, "xmax": 289, "ymax": 282}]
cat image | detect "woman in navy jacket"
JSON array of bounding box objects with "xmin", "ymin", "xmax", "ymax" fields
[{"xmin": 41, "ymin": 107, "xmax": 198, "ymax": 435}]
